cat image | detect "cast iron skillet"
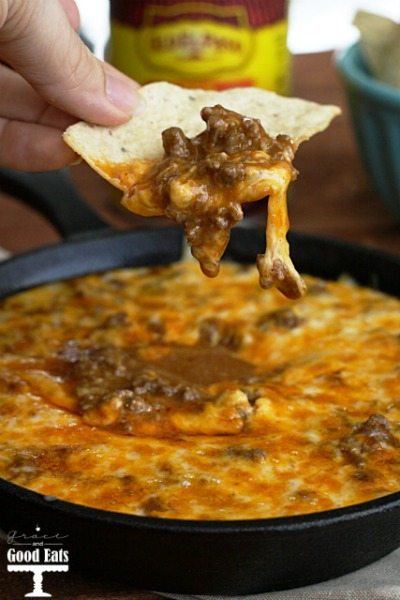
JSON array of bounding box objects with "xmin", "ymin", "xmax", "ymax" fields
[{"xmin": 0, "ymin": 167, "xmax": 399, "ymax": 594}]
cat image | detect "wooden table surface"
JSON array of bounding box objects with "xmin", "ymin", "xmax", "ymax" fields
[{"xmin": 0, "ymin": 51, "xmax": 399, "ymax": 599}]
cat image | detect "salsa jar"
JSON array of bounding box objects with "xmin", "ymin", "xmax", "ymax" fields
[{"xmin": 109, "ymin": 0, "xmax": 291, "ymax": 93}]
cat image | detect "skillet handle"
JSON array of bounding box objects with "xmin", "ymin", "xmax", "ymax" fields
[{"xmin": 0, "ymin": 167, "xmax": 110, "ymax": 240}]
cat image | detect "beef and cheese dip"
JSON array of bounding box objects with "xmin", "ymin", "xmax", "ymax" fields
[
  {"xmin": 121, "ymin": 105, "xmax": 303, "ymax": 299},
  {"xmin": 0, "ymin": 262, "xmax": 400, "ymax": 520},
  {"xmin": 64, "ymin": 82, "xmax": 339, "ymax": 299}
]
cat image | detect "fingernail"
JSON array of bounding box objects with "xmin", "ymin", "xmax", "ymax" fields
[{"xmin": 105, "ymin": 73, "xmax": 139, "ymax": 116}]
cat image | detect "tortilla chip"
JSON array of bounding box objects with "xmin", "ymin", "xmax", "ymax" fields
[
  {"xmin": 354, "ymin": 10, "xmax": 400, "ymax": 89},
  {"xmin": 63, "ymin": 82, "xmax": 340, "ymax": 299},
  {"xmin": 63, "ymin": 81, "xmax": 340, "ymax": 192}
]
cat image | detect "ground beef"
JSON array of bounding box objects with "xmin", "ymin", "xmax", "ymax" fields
[
  {"xmin": 257, "ymin": 307, "xmax": 302, "ymax": 331},
  {"xmin": 198, "ymin": 317, "xmax": 242, "ymax": 351},
  {"xmin": 339, "ymin": 414, "xmax": 398, "ymax": 466},
  {"xmin": 54, "ymin": 340, "xmax": 254, "ymax": 432},
  {"xmin": 162, "ymin": 106, "xmax": 293, "ymax": 166},
  {"xmin": 224, "ymin": 445, "xmax": 266, "ymax": 462},
  {"xmin": 147, "ymin": 105, "xmax": 295, "ymax": 279},
  {"xmin": 58, "ymin": 343, "xmax": 205, "ymax": 421}
]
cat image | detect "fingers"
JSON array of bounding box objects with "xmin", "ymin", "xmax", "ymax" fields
[
  {"xmin": 0, "ymin": 117, "xmax": 77, "ymax": 171},
  {"xmin": 0, "ymin": 63, "xmax": 76, "ymax": 129},
  {"xmin": 0, "ymin": 0, "xmax": 140, "ymax": 126},
  {"xmin": 58, "ymin": 0, "xmax": 80, "ymax": 31},
  {"xmin": 0, "ymin": 62, "xmax": 78, "ymax": 170}
]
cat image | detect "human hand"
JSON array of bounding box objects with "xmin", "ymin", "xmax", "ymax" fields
[{"xmin": 0, "ymin": 0, "xmax": 140, "ymax": 171}]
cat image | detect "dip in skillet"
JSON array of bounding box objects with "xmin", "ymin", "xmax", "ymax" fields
[{"xmin": 0, "ymin": 261, "xmax": 399, "ymax": 519}]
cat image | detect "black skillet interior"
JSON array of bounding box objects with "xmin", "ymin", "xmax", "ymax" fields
[{"xmin": 0, "ymin": 167, "xmax": 400, "ymax": 594}]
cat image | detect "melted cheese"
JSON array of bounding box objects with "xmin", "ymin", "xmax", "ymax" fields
[
  {"xmin": 0, "ymin": 262, "xmax": 400, "ymax": 520},
  {"xmin": 100, "ymin": 106, "xmax": 305, "ymax": 298}
]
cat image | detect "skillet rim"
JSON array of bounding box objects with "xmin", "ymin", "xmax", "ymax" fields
[
  {"xmin": 1, "ymin": 225, "xmax": 400, "ymax": 295},
  {"xmin": 1, "ymin": 476, "xmax": 400, "ymax": 534},
  {"xmin": 1, "ymin": 226, "xmax": 400, "ymax": 532}
]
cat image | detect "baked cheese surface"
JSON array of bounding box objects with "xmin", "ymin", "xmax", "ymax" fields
[{"xmin": 0, "ymin": 261, "xmax": 399, "ymax": 520}]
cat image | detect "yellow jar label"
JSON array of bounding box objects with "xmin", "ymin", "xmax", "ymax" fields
[{"xmin": 110, "ymin": 2, "xmax": 290, "ymax": 93}]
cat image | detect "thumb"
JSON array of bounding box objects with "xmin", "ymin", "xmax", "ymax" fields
[{"xmin": 0, "ymin": 0, "xmax": 140, "ymax": 126}]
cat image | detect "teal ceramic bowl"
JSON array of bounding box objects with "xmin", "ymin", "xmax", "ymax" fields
[{"xmin": 337, "ymin": 42, "xmax": 400, "ymax": 219}]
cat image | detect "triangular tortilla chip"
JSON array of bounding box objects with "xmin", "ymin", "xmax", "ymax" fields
[
  {"xmin": 64, "ymin": 82, "xmax": 339, "ymax": 185},
  {"xmin": 354, "ymin": 10, "xmax": 400, "ymax": 89},
  {"xmin": 64, "ymin": 82, "xmax": 340, "ymax": 298}
]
